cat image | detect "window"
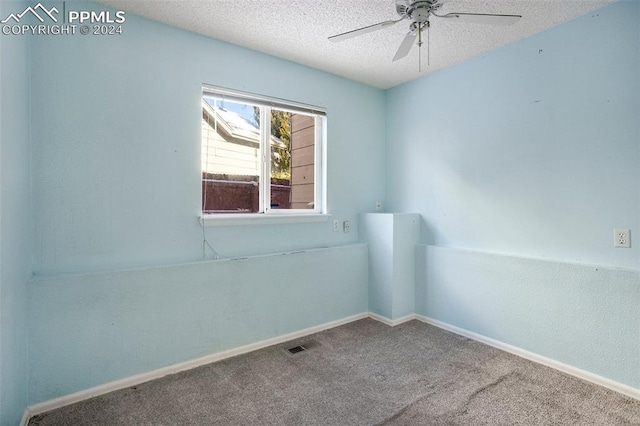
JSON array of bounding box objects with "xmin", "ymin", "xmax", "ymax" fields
[{"xmin": 201, "ymin": 86, "xmax": 326, "ymax": 219}]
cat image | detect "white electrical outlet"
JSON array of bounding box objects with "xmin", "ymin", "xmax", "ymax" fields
[
  {"xmin": 376, "ymin": 200, "xmax": 382, "ymax": 212},
  {"xmin": 343, "ymin": 220, "xmax": 351, "ymax": 233},
  {"xmin": 333, "ymin": 220, "xmax": 339, "ymax": 232},
  {"xmin": 614, "ymin": 229, "xmax": 631, "ymax": 248}
]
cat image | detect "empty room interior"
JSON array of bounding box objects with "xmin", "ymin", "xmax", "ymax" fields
[{"xmin": 1, "ymin": 0, "xmax": 639, "ymax": 424}]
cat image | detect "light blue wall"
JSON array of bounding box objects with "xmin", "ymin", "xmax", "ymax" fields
[
  {"xmin": 360, "ymin": 214, "xmax": 394, "ymax": 318},
  {"xmin": 360, "ymin": 213, "xmax": 419, "ymax": 320},
  {"xmin": 30, "ymin": 1, "xmax": 386, "ymax": 275},
  {"xmin": 417, "ymin": 245, "xmax": 640, "ymax": 389},
  {"xmin": 388, "ymin": 1, "xmax": 640, "ymax": 390},
  {"xmin": 26, "ymin": 0, "xmax": 383, "ymax": 406},
  {"xmin": 387, "ymin": 1, "xmax": 639, "ymax": 270},
  {"xmin": 0, "ymin": 1, "xmax": 31, "ymax": 424},
  {"xmin": 391, "ymin": 214, "xmax": 418, "ymax": 319},
  {"xmin": 28, "ymin": 244, "xmax": 368, "ymax": 404}
]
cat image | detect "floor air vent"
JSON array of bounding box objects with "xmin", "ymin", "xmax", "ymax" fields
[
  {"xmin": 286, "ymin": 340, "xmax": 320, "ymax": 355},
  {"xmin": 288, "ymin": 345, "xmax": 306, "ymax": 354}
]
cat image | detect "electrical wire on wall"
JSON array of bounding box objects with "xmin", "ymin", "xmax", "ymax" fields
[{"xmin": 202, "ymin": 227, "xmax": 220, "ymax": 260}]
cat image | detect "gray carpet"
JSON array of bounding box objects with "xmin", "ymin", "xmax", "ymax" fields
[{"xmin": 29, "ymin": 319, "xmax": 640, "ymax": 425}]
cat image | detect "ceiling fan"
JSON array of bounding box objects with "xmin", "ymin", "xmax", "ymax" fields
[{"xmin": 329, "ymin": 0, "xmax": 521, "ymax": 66}]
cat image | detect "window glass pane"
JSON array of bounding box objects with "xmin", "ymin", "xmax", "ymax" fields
[
  {"xmin": 201, "ymin": 86, "xmax": 324, "ymax": 217},
  {"xmin": 270, "ymin": 110, "xmax": 315, "ymax": 210},
  {"xmin": 202, "ymin": 96, "xmax": 261, "ymax": 213}
]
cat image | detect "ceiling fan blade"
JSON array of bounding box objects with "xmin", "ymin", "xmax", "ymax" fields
[
  {"xmin": 392, "ymin": 31, "xmax": 416, "ymax": 62},
  {"xmin": 328, "ymin": 19, "xmax": 400, "ymax": 42},
  {"xmin": 438, "ymin": 12, "xmax": 521, "ymax": 25}
]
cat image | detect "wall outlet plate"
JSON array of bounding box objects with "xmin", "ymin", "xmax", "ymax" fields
[
  {"xmin": 333, "ymin": 220, "xmax": 339, "ymax": 232},
  {"xmin": 343, "ymin": 220, "xmax": 351, "ymax": 233},
  {"xmin": 614, "ymin": 229, "xmax": 630, "ymax": 248}
]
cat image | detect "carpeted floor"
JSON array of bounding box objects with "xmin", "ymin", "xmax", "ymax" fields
[{"xmin": 29, "ymin": 319, "xmax": 640, "ymax": 425}]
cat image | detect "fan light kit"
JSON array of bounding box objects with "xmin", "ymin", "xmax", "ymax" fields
[{"xmin": 329, "ymin": 0, "xmax": 521, "ymax": 71}]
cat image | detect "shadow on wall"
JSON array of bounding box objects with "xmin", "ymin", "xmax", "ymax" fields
[{"xmin": 420, "ymin": 216, "xmax": 435, "ymax": 245}]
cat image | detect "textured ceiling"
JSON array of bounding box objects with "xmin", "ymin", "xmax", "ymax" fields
[{"xmin": 99, "ymin": 0, "xmax": 614, "ymax": 89}]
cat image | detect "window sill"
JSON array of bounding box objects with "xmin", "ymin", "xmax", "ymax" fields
[{"xmin": 200, "ymin": 213, "xmax": 330, "ymax": 227}]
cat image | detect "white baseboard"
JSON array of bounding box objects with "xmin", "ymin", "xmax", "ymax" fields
[
  {"xmin": 26, "ymin": 312, "xmax": 369, "ymax": 419},
  {"xmin": 25, "ymin": 311, "xmax": 405, "ymax": 420},
  {"xmin": 368, "ymin": 312, "xmax": 417, "ymax": 327},
  {"xmin": 24, "ymin": 311, "xmax": 639, "ymax": 424},
  {"xmin": 20, "ymin": 408, "xmax": 31, "ymax": 426},
  {"xmin": 416, "ymin": 314, "xmax": 640, "ymax": 401}
]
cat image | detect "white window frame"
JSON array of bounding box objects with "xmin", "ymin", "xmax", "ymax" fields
[{"xmin": 200, "ymin": 85, "xmax": 328, "ymax": 226}]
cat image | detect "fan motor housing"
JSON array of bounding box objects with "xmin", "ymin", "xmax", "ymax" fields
[{"xmin": 396, "ymin": 0, "xmax": 441, "ymax": 20}]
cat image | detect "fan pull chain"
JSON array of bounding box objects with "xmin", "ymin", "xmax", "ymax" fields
[{"xmin": 418, "ymin": 24, "xmax": 423, "ymax": 73}]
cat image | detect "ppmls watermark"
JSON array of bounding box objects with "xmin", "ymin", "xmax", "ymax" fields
[{"xmin": 1, "ymin": 2, "xmax": 126, "ymax": 36}]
